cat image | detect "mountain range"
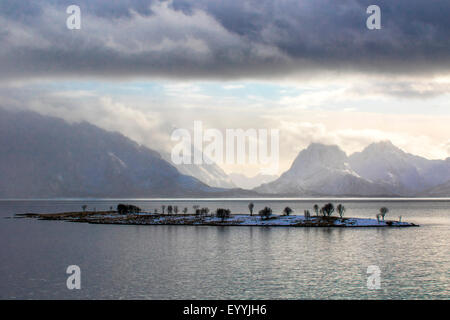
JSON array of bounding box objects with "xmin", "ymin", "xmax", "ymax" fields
[
  {"xmin": 255, "ymin": 142, "xmax": 450, "ymax": 197},
  {"xmin": 0, "ymin": 108, "xmax": 250, "ymax": 198},
  {"xmin": 0, "ymin": 108, "xmax": 448, "ymax": 198},
  {"xmin": 349, "ymin": 141, "xmax": 450, "ymax": 196}
]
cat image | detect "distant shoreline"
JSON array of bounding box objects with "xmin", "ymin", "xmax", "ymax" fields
[
  {"xmin": 15, "ymin": 211, "xmax": 419, "ymax": 228},
  {"xmin": 3, "ymin": 197, "xmax": 449, "ymax": 201}
]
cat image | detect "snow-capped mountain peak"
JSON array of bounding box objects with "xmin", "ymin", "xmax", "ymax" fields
[
  {"xmin": 255, "ymin": 143, "xmax": 390, "ymax": 196},
  {"xmin": 349, "ymin": 141, "xmax": 450, "ymax": 195}
]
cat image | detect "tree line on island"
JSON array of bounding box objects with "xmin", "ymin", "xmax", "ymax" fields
[{"xmin": 81, "ymin": 202, "xmax": 392, "ymax": 223}]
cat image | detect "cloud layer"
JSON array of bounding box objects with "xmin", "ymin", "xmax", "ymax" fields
[
  {"xmin": 1, "ymin": 1, "xmax": 449, "ymax": 176},
  {"xmin": 1, "ymin": 0, "xmax": 450, "ymax": 80}
]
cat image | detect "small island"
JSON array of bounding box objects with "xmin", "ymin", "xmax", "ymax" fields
[{"xmin": 15, "ymin": 203, "xmax": 419, "ymax": 228}]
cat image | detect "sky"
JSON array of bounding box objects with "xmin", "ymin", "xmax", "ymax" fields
[{"xmin": 0, "ymin": 0, "xmax": 449, "ymax": 176}]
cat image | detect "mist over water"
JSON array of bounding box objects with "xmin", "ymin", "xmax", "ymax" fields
[{"xmin": 1, "ymin": 199, "xmax": 449, "ymax": 299}]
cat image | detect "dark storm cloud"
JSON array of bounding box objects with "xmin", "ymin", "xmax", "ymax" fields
[{"xmin": 0, "ymin": 0, "xmax": 449, "ymax": 80}]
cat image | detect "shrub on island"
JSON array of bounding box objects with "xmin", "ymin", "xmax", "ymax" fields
[
  {"xmin": 117, "ymin": 204, "xmax": 142, "ymax": 215},
  {"xmin": 321, "ymin": 203, "xmax": 335, "ymax": 217},
  {"xmin": 259, "ymin": 207, "xmax": 272, "ymax": 220},
  {"xmin": 283, "ymin": 207, "xmax": 293, "ymax": 216},
  {"xmin": 216, "ymin": 208, "xmax": 231, "ymax": 222}
]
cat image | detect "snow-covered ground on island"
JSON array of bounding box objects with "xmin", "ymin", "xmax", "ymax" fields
[{"xmin": 79, "ymin": 212, "xmax": 416, "ymax": 227}]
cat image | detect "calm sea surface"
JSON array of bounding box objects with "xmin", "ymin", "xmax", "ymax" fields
[{"xmin": 0, "ymin": 199, "xmax": 449, "ymax": 299}]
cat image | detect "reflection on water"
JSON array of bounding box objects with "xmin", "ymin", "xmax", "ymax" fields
[{"xmin": 0, "ymin": 199, "xmax": 449, "ymax": 299}]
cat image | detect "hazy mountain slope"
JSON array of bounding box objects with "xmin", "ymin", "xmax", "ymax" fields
[
  {"xmin": 162, "ymin": 152, "xmax": 236, "ymax": 189},
  {"xmin": 255, "ymin": 143, "xmax": 392, "ymax": 196},
  {"xmin": 349, "ymin": 141, "xmax": 450, "ymax": 195},
  {"xmin": 229, "ymin": 172, "xmax": 278, "ymax": 190},
  {"xmin": 421, "ymin": 180, "xmax": 450, "ymax": 197},
  {"xmin": 410, "ymin": 157, "xmax": 450, "ymax": 188},
  {"xmin": 0, "ymin": 108, "xmax": 219, "ymax": 198}
]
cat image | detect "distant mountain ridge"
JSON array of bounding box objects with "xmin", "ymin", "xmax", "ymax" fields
[
  {"xmin": 162, "ymin": 151, "xmax": 236, "ymax": 189},
  {"xmin": 422, "ymin": 180, "xmax": 450, "ymax": 197},
  {"xmin": 229, "ymin": 172, "xmax": 278, "ymax": 190},
  {"xmin": 349, "ymin": 141, "xmax": 450, "ymax": 196},
  {"xmin": 255, "ymin": 143, "xmax": 392, "ymax": 196},
  {"xmin": 1, "ymin": 108, "xmax": 448, "ymax": 198},
  {"xmin": 255, "ymin": 142, "xmax": 450, "ymax": 197},
  {"xmin": 0, "ymin": 108, "xmax": 223, "ymax": 198}
]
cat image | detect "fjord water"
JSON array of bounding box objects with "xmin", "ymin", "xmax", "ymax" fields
[{"xmin": 0, "ymin": 199, "xmax": 449, "ymax": 299}]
